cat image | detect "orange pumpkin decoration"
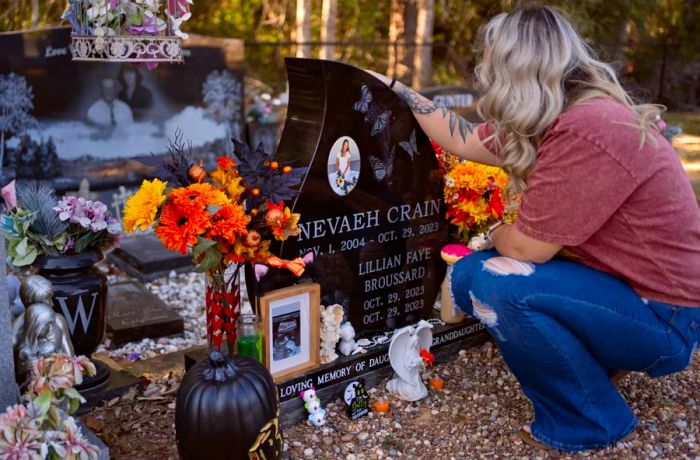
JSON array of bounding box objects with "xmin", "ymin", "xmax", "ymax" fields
[
  {"xmin": 429, "ymin": 377, "xmax": 445, "ymax": 391},
  {"xmin": 243, "ymin": 230, "xmax": 262, "ymax": 248},
  {"xmin": 372, "ymin": 399, "xmax": 390, "ymax": 413},
  {"xmin": 188, "ymin": 161, "xmax": 207, "ymax": 183}
]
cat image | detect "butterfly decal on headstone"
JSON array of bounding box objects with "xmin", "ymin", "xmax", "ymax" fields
[
  {"xmin": 371, "ymin": 110, "xmax": 391, "ymax": 137},
  {"xmin": 399, "ymin": 129, "xmax": 419, "ymax": 160},
  {"xmin": 354, "ymin": 83, "xmax": 392, "ymax": 136},
  {"xmin": 368, "ymin": 146, "xmax": 395, "ymax": 183},
  {"xmin": 353, "ymin": 84, "xmax": 373, "ymax": 114}
]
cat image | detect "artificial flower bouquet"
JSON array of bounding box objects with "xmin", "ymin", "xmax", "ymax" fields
[
  {"xmin": 432, "ymin": 141, "xmax": 510, "ymax": 242},
  {"xmin": 123, "ymin": 136, "xmax": 307, "ymax": 349},
  {"xmin": 0, "ymin": 354, "xmax": 99, "ymax": 459},
  {"xmin": 0, "ymin": 181, "xmax": 120, "ymax": 267},
  {"xmin": 63, "ymin": 0, "xmax": 193, "ymax": 40}
]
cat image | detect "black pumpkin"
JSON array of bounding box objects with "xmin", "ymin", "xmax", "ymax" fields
[{"xmin": 176, "ymin": 351, "xmax": 283, "ymax": 460}]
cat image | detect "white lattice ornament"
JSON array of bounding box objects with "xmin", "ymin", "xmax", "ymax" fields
[{"xmin": 71, "ymin": 35, "xmax": 183, "ymax": 63}]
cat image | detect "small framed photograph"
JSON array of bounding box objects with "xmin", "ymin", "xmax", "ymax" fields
[{"xmin": 259, "ymin": 283, "xmax": 321, "ymax": 382}]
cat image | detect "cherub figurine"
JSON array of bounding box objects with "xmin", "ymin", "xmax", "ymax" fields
[
  {"xmin": 386, "ymin": 320, "xmax": 433, "ymax": 401},
  {"xmin": 12, "ymin": 275, "xmax": 75, "ymax": 380}
]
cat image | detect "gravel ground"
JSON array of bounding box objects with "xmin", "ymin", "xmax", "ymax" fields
[
  {"xmin": 283, "ymin": 341, "xmax": 700, "ymax": 460},
  {"xmin": 86, "ymin": 340, "xmax": 700, "ymax": 459}
]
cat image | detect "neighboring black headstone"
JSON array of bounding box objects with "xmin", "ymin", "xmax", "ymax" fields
[
  {"xmin": 420, "ymin": 85, "xmax": 481, "ymax": 123},
  {"xmin": 344, "ymin": 379, "xmax": 370, "ymax": 420},
  {"xmin": 0, "ymin": 28, "xmax": 244, "ymax": 190},
  {"xmin": 107, "ymin": 281, "xmax": 184, "ymax": 345},
  {"xmin": 108, "ymin": 234, "xmax": 193, "ymax": 282},
  {"xmin": 253, "ymin": 58, "xmax": 448, "ymax": 335}
]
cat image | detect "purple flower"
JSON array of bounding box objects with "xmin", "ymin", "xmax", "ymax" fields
[
  {"xmin": 129, "ymin": 15, "xmax": 159, "ymax": 36},
  {"xmin": 128, "ymin": 353, "xmax": 140, "ymax": 361},
  {"xmin": 63, "ymin": 236, "xmax": 75, "ymax": 254},
  {"xmin": 55, "ymin": 196, "xmax": 120, "ymax": 235}
]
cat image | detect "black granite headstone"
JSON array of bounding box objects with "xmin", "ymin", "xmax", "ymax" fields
[
  {"xmin": 108, "ymin": 234, "xmax": 193, "ymax": 282},
  {"xmin": 107, "ymin": 281, "xmax": 184, "ymax": 345},
  {"xmin": 253, "ymin": 58, "xmax": 448, "ymax": 335}
]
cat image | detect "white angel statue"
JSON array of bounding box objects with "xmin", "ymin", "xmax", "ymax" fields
[{"xmin": 386, "ymin": 320, "xmax": 433, "ymax": 401}]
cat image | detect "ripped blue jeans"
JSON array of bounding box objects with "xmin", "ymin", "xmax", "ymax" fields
[{"xmin": 450, "ymin": 250, "xmax": 700, "ymax": 452}]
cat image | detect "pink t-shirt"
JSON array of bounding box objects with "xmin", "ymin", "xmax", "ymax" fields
[{"xmin": 478, "ymin": 98, "xmax": 700, "ymax": 307}]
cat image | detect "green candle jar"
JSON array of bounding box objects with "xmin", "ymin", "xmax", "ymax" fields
[{"xmin": 236, "ymin": 314, "xmax": 262, "ymax": 362}]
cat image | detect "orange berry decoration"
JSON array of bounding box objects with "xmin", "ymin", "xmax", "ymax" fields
[
  {"xmin": 270, "ymin": 161, "xmax": 279, "ymax": 170},
  {"xmin": 282, "ymin": 166, "xmax": 292, "ymax": 174},
  {"xmin": 251, "ymin": 188, "xmax": 261, "ymax": 197}
]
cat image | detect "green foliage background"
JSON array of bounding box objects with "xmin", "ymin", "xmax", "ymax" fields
[{"xmin": 1, "ymin": 0, "xmax": 698, "ymax": 104}]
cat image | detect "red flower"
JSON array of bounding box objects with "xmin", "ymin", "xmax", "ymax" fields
[
  {"xmin": 217, "ymin": 156, "xmax": 236, "ymax": 170},
  {"xmin": 419, "ymin": 348, "xmax": 434, "ymax": 367}
]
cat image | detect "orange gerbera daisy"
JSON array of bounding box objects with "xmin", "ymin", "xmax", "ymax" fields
[
  {"xmin": 155, "ymin": 201, "xmax": 210, "ymax": 254},
  {"xmin": 207, "ymin": 203, "xmax": 250, "ymax": 244},
  {"xmin": 169, "ymin": 183, "xmax": 230, "ymax": 211}
]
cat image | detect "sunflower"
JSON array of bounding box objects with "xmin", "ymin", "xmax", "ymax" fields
[
  {"xmin": 207, "ymin": 203, "xmax": 250, "ymax": 244},
  {"xmin": 155, "ymin": 201, "xmax": 210, "ymax": 254},
  {"xmin": 123, "ymin": 179, "xmax": 168, "ymax": 232},
  {"xmin": 169, "ymin": 183, "xmax": 230, "ymax": 211}
]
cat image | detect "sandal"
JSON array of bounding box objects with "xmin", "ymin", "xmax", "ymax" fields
[
  {"xmin": 519, "ymin": 425, "xmax": 636, "ymax": 452},
  {"xmin": 611, "ymin": 370, "xmax": 631, "ymax": 385},
  {"xmin": 518, "ymin": 425, "xmax": 558, "ymax": 454}
]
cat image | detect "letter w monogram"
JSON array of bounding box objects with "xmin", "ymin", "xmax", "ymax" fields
[{"xmin": 56, "ymin": 292, "xmax": 99, "ymax": 335}]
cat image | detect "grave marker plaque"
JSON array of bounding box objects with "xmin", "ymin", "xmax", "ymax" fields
[
  {"xmin": 266, "ymin": 58, "xmax": 448, "ymax": 335},
  {"xmin": 107, "ymin": 281, "xmax": 184, "ymax": 345}
]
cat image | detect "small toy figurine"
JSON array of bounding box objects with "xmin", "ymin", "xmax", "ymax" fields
[
  {"xmin": 300, "ymin": 386, "xmax": 319, "ymax": 405},
  {"xmin": 386, "ymin": 320, "xmax": 433, "ymax": 401},
  {"xmin": 338, "ymin": 322, "xmax": 358, "ymax": 356},
  {"xmin": 306, "ymin": 399, "xmax": 327, "ymax": 427},
  {"xmin": 300, "ymin": 387, "xmax": 326, "ymax": 427}
]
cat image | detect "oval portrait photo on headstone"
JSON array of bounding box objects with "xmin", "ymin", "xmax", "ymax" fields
[{"xmin": 327, "ymin": 136, "xmax": 361, "ymax": 196}]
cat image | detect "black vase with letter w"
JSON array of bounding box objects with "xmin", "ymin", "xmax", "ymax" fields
[{"xmin": 34, "ymin": 249, "xmax": 107, "ymax": 356}]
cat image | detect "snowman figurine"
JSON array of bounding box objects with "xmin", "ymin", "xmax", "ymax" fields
[
  {"xmin": 306, "ymin": 399, "xmax": 327, "ymax": 427},
  {"xmin": 300, "ymin": 387, "xmax": 326, "ymax": 427}
]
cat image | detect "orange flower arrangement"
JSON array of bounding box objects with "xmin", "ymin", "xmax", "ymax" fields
[
  {"xmin": 432, "ymin": 140, "xmax": 512, "ymax": 241},
  {"xmin": 123, "ymin": 137, "xmax": 308, "ymax": 349}
]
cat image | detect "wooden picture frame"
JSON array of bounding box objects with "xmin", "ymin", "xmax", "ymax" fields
[{"xmin": 259, "ymin": 283, "xmax": 321, "ymax": 382}]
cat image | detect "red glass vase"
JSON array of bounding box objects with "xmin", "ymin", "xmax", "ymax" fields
[{"xmin": 205, "ymin": 268, "xmax": 241, "ymax": 353}]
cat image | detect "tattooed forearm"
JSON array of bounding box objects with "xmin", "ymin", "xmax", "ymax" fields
[
  {"xmin": 448, "ymin": 111, "xmax": 475, "ymax": 143},
  {"xmin": 399, "ymin": 86, "xmax": 439, "ymax": 114},
  {"xmin": 398, "ymin": 85, "xmax": 474, "ymax": 142}
]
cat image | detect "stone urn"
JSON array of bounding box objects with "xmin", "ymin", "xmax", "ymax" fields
[{"xmin": 33, "ymin": 249, "xmax": 107, "ymax": 357}]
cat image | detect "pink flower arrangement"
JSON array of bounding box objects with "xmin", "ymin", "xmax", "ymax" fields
[{"xmin": 0, "ymin": 354, "xmax": 98, "ymax": 460}]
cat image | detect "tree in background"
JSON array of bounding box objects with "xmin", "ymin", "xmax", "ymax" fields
[
  {"xmin": 320, "ymin": 0, "xmax": 337, "ymax": 60},
  {"xmin": 412, "ymin": 0, "xmax": 434, "ymax": 89},
  {"xmin": 0, "ymin": 73, "xmax": 37, "ymax": 175},
  {"xmin": 296, "ymin": 0, "xmax": 312, "ymax": 57},
  {"xmin": 1, "ymin": 0, "xmax": 698, "ymax": 108}
]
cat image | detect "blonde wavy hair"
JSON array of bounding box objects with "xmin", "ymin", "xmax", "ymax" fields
[{"xmin": 475, "ymin": 5, "xmax": 662, "ymax": 205}]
